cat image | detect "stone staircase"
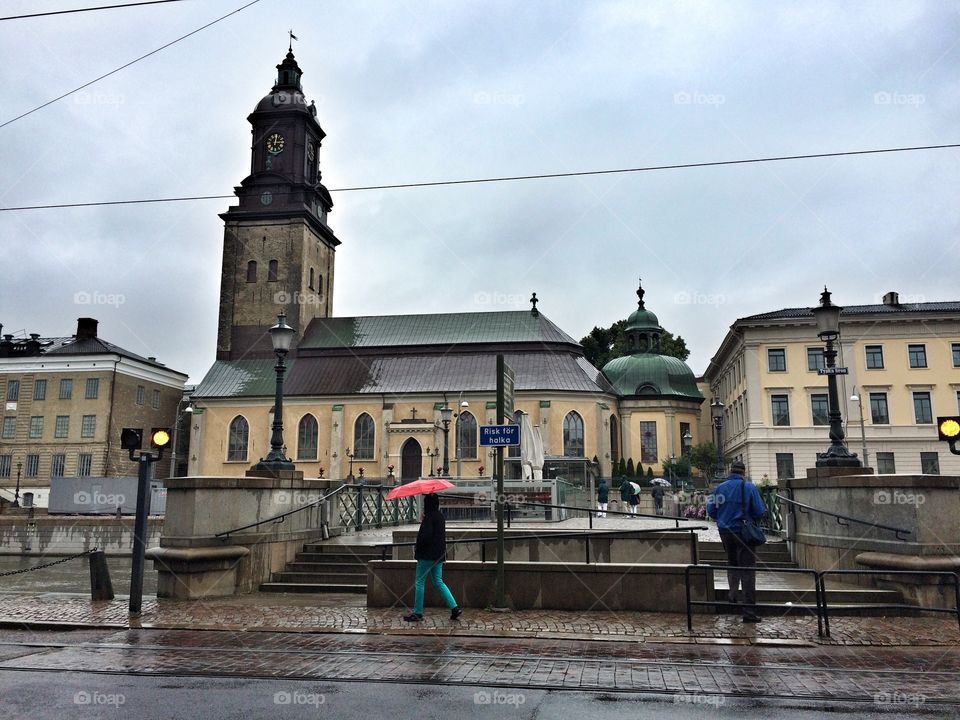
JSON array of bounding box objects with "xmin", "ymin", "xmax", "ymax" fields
[
  {"xmin": 698, "ymin": 540, "xmax": 904, "ymax": 615},
  {"xmin": 259, "ymin": 543, "xmax": 388, "ymax": 594}
]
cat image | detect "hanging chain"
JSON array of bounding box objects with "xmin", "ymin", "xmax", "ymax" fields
[{"xmin": 0, "ymin": 548, "xmax": 98, "ymax": 577}]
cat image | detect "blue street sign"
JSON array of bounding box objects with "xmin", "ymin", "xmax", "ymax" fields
[{"xmin": 480, "ymin": 424, "xmax": 521, "ymax": 446}]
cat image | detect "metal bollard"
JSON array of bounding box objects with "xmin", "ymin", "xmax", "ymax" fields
[{"xmin": 88, "ymin": 549, "xmax": 114, "ymax": 601}]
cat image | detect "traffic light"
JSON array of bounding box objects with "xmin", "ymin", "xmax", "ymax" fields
[
  {"xmin": 150, "ymin": 427, "xmax": 172, "ymax": 449},
  {"xmin": 120, "ymin": 428, "xmax": 143, "ymax": 451},
  {"xmin": 937, "ymin": 416, "xmax": 960, "ymax": 455}
]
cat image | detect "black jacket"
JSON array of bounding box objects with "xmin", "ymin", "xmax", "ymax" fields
[{"xmin": 414, "ymin": 509, "xmax": 446, "ymax": 561}]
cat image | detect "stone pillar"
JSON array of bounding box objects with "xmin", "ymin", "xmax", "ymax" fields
[{"xmin": 330, "ymin": 406, "xmax": 344, "ymax": 479}]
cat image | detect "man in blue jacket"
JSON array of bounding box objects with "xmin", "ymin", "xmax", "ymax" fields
[{"xmin": 706, "ymin": 460, "xmax": 767, "ymax": 622}]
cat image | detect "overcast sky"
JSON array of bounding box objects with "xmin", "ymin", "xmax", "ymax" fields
[{"xmin": 1, "ymin": 0, "xmax": 958, "ymax": 383}]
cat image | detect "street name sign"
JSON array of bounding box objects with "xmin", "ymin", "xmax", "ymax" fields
[
  {"xmin": 480, "ymin": 424, "xmax": 521, "ymax": 446},
  {"xmin": 817, "ymin": 367, "xmax": 849, "ymax": 375}
]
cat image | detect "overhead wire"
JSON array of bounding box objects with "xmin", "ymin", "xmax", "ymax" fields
[
  {"xmin": 0, "ymin": 0, "xmax": 185, "ymax": 22},
  {"xmin": 0, "ymin": 0, "xmax": 261, "ymax": 129},
  {"xmin": 0, "ymin": 142, "xmax": 957, "ymax": 212}
]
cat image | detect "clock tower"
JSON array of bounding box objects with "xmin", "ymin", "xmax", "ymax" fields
[{"xmin": 216, "ymin": 49, "xmax": 341, "ymax": 360}]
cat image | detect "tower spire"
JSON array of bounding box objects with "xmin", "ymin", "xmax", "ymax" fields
[
  {"xmin": 637, "ymin": 277, "xmax": 645, "ymax": 310},
  {"xmin": 288, "ymin": 29, "xmax": 298, "ymax": 52}
]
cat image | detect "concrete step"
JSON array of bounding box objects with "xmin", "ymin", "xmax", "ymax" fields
[
  {"xmin": 284, "ymin": 561, "xmax": 368, "ymax": 574},
  {"xmin": 301, "ymin": 544, "xmax": 386, "ymax": 556},
  {"xmin": 294, "ymin": 553, "xmax": 385, "ymax": 564},
  {"xmin": 700, "ymin": 560, "xmax": 798, "ymax": 569},
  {"xmin": 258, "ymin": 582, "xmax": 367, "ymax": 594},
  {"xmin": 714, "ymin": 587, "xmax": 903, "ymax": 604},
  {"xmin": 271, "ymin": 571, "xmax": 367, "ymax": 584}
]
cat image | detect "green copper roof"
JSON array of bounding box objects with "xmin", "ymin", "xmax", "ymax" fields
[
  {"xmin": 298, "ymin": 311, "xmax": 578, "ymax": 350},
  {"xmin": 625, "ymin": 307, "xmax": 660, "ymax": 332},
  {"xmin": 601, "ymin": 353, "xmax": 703, "ymax": 401}
]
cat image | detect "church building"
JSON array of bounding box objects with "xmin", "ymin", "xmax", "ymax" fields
[{"xmin": 188, "ymin": 51, "xmax": 704, "ymax": 482}]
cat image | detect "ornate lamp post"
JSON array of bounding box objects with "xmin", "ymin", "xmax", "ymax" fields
[
  {"xmin": 249, "ymin": 313, "xmax": 297, "ymax": 476},
  {"xmin": 439, "ymin": 405, "xmax": 453, "ymax": 477},
  {"xmin": 344, "ymin": 448, "xmax": 356, "ymax": 479},
  {"xmin": 812, "ymin": 288, "xmax": 861, "ymax": 468},
  {"xmin": 426, "ymin": 447, "xmax": 439, "ymax": 477},
  {"xmin": 710, "ymin": 398, "xmax": 724, "ymax": 479},
  {"xmin": 13, "ymin": 461, "xmax": 22, "ymax": 507}
]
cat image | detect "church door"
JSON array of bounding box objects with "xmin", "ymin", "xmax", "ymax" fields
[{"xmin": 400, "ymin": 438, "xmax": 422, "ymax": 482}]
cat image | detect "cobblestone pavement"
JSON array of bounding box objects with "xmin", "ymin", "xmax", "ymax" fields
[
  {"xmin": 0, "ymin": 627, "xmax": 958, "ymax": 705},
  {"xmin": 0, "ymin": 592, "xmax": 957, "ymax": 647}
]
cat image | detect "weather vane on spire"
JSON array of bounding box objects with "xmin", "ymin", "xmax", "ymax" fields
[
  {"xmin": 288, "ymin": 29, "xmax": 298, "ymax": 52},
  {"xmin": 637, "ymin": 277, "xmax": 645, "ymax": 309}
]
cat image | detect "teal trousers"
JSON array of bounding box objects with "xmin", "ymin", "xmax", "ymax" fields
[{"xmin": 413, "ymin": 559, "xmax": 457, "ymax": 614}]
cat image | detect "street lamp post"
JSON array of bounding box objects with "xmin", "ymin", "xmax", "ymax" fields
[
  {"xmin": 850, "ymin": 389, "xmax": 869, "ymax": 470},
  {"xmin": 344, "ymin": 448, "xmax": 355, "ymax": 479},
  {"xmin": 168, "ymin": 400, "xmax": 193, "ymax": 478},
  {"xmin": 426, "ymin": 447, "xmax": 439, "ymax": 477},
  {"xmin": 812, "ymin": 288, "xmax": 861, "ymax": 468},
  {"xmin": 439, "ymin": 405, "xmax": 453, "ymax": 477},
  {"xmin": 14, "ymin": 462, "xmax": 22, "ymax": 507},
  {"xmin": 710, "ymin": 398, "xmax": 724, "ymax": 479},
  {"xmin": 249, "ymin": 313, "xmax": 297, "ymax": 477},
  {"xmin": 455, "ymin": 399, "xmax": 469, "ymax": 479}
]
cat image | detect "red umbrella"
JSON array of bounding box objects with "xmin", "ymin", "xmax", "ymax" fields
[{"xmin": 385, "ymin": 478, "xmax": 454, "ymax": 501}]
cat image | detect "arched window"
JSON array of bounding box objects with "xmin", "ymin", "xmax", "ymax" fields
[
  {"xmin": 227, "ymin": 416, "xmax": 249, "ymax": 461},
  {"xmin": 317, "ymin": 274, "xmax": 323, "ymax": 295},
  {"xmin": 354, "ymin": 413, "xmax": 375, "ymax": 459},
  {"xmin": 246, "ymin": 260, "xmax": 257, "ymax": 283},
  {"xmin": 268, "ymin": 259, "xmax": 279, "ymax": 282},
  {"xmin": 309, "ymin": 268, "xmax": 315, "ymax": 290},
  {"xmin": 563, "ymin": 411, "xmax": 584, "ymax": 457},
  {"xmin": 609, "ymin": 415, "xmax": 620, "ymax": 464},
  {"xmin": 297, "ymin": 414, "xmax": 318, "ymax": 460},
  {"xmin": 456, "ymin": 411, "xmax": 478, "ymax": 460}
]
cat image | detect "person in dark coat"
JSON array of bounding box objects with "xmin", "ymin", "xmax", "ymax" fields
[
  {"xmin": 651, "ymin": 484, "xmax": 665, "ymax": 516},
  {"xmin": 596, "ymin": 478, "xmax": 609, "ymax": 518},
  {"xmin": 707, "ymin": 460, "xmax": 767, "ymax": 623},
  {"xmin": 404, "ymin": 493, "xmax": 461, "ymax": 622}
]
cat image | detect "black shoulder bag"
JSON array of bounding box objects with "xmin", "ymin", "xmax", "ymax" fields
[{"xmin": 739, "ymin": 480, "xmax": 767, "ymax": 546}]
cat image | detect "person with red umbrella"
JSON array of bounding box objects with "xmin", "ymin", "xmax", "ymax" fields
[{"xmin": 403, "ymin": 492, "xmax": 461, "ymax": 622}]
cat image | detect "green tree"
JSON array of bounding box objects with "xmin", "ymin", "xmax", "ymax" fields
[
  {"xmin": 617, "ymin": 458, "xmax": 627, "ymax": 477},
  {"xmin": 661, "ymin": 455, "xmax": 692, "ymax": 482},
  {"xmin": 625, "ymin": 458, "xmax": 635, "ymax": 478},
  {"xmin": 688, "ymin": 442, "xmax": 730, "ymax": 479},
  {"xmin": 646, "ymin": 466, "xmax": 654, "ymax": 479},
  {"xmin": 581, "ymin": 319, "xmax": 690, "ymax": 366}
]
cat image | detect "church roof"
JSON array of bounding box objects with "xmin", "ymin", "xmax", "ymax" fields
[
  {"xmin": 193, "ymin": 352, "xmax": 614, "ymax": 398},
  {"xmin": 601, "ymin": 353, "xmax": 703, "ymax": 402},
  {"xmin": 297, "ymin": 311, "xmax": 580, "ymax": 353}
]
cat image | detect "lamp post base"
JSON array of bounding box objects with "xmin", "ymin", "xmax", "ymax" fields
[
  {"xmin": 815, "ymin": 447, "xmax": 862, "ymax": 468},
  {"xmin": 247, "ymin": 459, "xmax": 302, "ymax": 480}
]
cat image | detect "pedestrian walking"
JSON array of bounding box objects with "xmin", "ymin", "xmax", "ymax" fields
[
  {"xmin": 596, "ymin": 478, "xmax": 609, "ymax": 518},
  {"xmin": 651, "ymin": 484, "xmax": 665, "ymax": 516},
  {"xmin": 706, "ymin": 460, "xmax": 767, "ymax": 622},
  {"xmin": 403, "ymin": 493, "xmax": 461, "ymax": 622},
  {"xmin": 619, "ymin": 478, "xmax": 631, "ymax": 517},
  {"xmin": 628, "ymin": 483, "xmax": 639, "ymax": 517}
]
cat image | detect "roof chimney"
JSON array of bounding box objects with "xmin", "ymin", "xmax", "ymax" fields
[
  {"xmin": 882, "ymin": 291, "xmax": 900, "ymax": 307},
  {"xmin": 76, "ymin": 317, "xmax": 99, "ymax": 340}
]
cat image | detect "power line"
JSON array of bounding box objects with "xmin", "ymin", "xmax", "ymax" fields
[
  {"xmin": 0, "ymin": 0, "xmax": 261, "ymax": 130},
  {"xmin": 0, "ymin": 142, "xmax": 956, "ymax": 212},
  {"xmin": 0, "ymin": 0, "xmax": 184, "ymax": 22}
]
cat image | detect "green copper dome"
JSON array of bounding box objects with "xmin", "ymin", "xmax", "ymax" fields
[
  {"xmin": 602, "ymin": 353, "xmax": 703, "ymax": 400},
  {"xmin": 600, "ymin": 279, "xmax": 703, "ymax": 401}
]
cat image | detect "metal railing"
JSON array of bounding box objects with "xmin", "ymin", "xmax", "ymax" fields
[
  {"xmin": 685, "ymin": 564, "xmax": 824, "ymax": 636},
  {"xmin": 338, "ymin": 483, "xmax": 418, "ymax": 531},
  {"xmin": 684, "ymin": 564, "xmax": 960, "ymax": 638},
  {"xmin": 507, "ymin": 499, "xmax": 692, "ymax": 529},
  {"xmin": 376, "ymin": 525, "xmax": 706, "ymax": 564},
  {"xmin": 215, "ymin": 484, "xmax": 348, "ymax": 539},
  {"xmin": 759, "ymin": 486, "xmax": 784, "ymax": 534},
  {"xmin": 777, "ymin": 492, "xmax": 912, "ymax": 540}
]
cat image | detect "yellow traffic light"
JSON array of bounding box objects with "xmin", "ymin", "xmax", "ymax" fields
[
  {"xmin": 151, "ymin": 428, "xmax": 171, "ymax": 448},
  {"xmin": 939, "ymin": 417, "xmax": 960, "ymax": 441}
]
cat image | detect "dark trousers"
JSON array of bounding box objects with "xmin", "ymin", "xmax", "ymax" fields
[{"xmin": 719, "ymin": 529, "xmax": 758, "ymax": 616}]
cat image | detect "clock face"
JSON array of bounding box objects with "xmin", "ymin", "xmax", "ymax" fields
[
  {"xmin": 307, "ymin": 143, "xmax": 315, "ymax": 161},
  {"xmin": 266, "ymin": 133, "xmax": 285, "ymax": 154}
]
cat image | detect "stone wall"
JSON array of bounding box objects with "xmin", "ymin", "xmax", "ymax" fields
[
  {"xmin": 0, "ymin": 516, "xmax": 163, "ymax": 556},
  {"xmin": 367, "ymin": 561, "xmax": 714, "ymax": 612}
]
